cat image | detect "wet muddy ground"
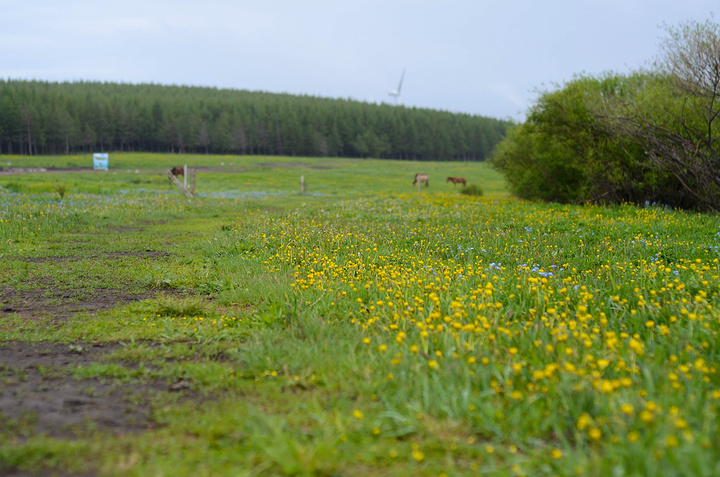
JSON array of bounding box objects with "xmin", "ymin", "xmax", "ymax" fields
[
  {"xmin": 0, "ymin": 341, "xmax": 163, "ymax": 439},
  {"xmin": 0, "ymin": 249, "xmax": 196, "ymax": 446},
  {"xmin": 1, "ymin": 250, "xmax": 172, "ymax": 322}
]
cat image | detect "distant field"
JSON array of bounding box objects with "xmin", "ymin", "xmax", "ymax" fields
[
  {"xmin": 0, "ymin": 152, "xmax": 508, "ymax": 199},
  {"xmin": 1, "ymin": 153, "xmax": 720, "ymax": 476}
]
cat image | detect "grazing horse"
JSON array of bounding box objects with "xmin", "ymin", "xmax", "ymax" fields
[
  {"xmin": 413, "ymin": 173, "xmax": 429, "ymax": 187},
  {"xmin": 170, "ymin": 166, "xmax": 184, "ymax": 176},
  {"xmin": 446, "ymin": 176, "xmax": 466, "ymax": 186}
]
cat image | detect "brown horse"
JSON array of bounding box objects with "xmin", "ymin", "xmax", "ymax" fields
[
  {"xmin": 446, "ymin": 176, "xmax": 466, "ymax": 186},
  {"xmin": 170, "ymin": 166, "xmax": 184, "ymax": 176},
  {"xmin": 413, "ymin": 173, "xmax": 429, "ymax": 187}
]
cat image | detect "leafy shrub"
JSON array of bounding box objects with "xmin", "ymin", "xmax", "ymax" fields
[
  {"xmin": 492, "ymin": 18, "xmax": 720, "ymax": 211},
  {"xmin": 460, "ymin": 184, "xmax": 484, "ymax": 196},
  {"xmin": 493, "ymin": 74, "xmax": 667, "ymax": 206}
]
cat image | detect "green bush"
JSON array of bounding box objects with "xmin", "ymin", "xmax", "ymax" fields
[
  {"xmin": 491, "ymin": 18, "xmax": 720, "ymax": 211},
  {"xmin": 460, "ymin": 183, "xmax": 483, "ymax": 196},
  {"xmin": 492, "ymin": 73, "xmax": 690, "ymax": 208},
  {"xmin": 492, "ymin": 76, "xmax": 615, "ymax": 204}
]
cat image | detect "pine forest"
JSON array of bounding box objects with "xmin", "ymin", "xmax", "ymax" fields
[{"xmin": 0, "ymin": 80, "xmax": 508, "ymax": 160}]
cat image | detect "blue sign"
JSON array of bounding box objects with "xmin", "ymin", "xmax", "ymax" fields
[{"xmin": 93, "ymin": 153, "xmax": 109, "ymax": 171}]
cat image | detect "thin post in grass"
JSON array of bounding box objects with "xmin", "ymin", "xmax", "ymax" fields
[
  {"xmin": 183, "ymin": 164, "xmax": 188, "ymax": 189},
  {"xmin": 301, "ymin": 175, "xmax": 305, "ymax": 195}
]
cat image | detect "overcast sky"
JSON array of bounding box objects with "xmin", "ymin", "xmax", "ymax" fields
[{"xmin": 0, "ymin": 1, "xmax": 716, "ymax": 120}]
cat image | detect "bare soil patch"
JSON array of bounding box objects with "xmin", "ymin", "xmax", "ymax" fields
[
  {"xmin": 14, "ymin": 251, "xmax": 169, "ymax": 263},
  {"xmin": 0, "ymin": 287, "xmax": 157, "ymax": 321},
  {"xmin": 2, "ymin": 469, "xmax": 94, "ymax": 477},
  {"xmin": 1, "ymin": 250, "xmax": 175, "ymax": 321},
  {"xmin": 0, "ymin": 167, "xmax": 102, "ymax": 176},
  {"xmin": 0, "ymin": 342, "xmax": 169, "ymax": 440}
]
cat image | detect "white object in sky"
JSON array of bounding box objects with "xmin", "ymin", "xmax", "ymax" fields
[{"xmin": 388, "ymin": 68, "xmax": 406, "ymax": 105}]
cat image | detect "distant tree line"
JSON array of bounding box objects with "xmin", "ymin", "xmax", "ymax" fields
[
  {"xmin": 493, "ymin": 18, "xmax": 720, "ymax": 211},
  {"xmin": 0, "ymin": 80, "xmax": 508, "ymax": 161}
]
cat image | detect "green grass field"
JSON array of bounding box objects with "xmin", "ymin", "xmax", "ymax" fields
[{"xmin": 1, "ymin": 153, "xmax": 720, "ymax": 476}]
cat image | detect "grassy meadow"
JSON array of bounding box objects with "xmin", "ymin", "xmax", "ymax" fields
[{"xmin": 1, "ymin": 153, "xmax": 720, "ymax": 476}]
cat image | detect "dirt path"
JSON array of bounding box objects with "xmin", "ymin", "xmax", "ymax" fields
[
  {"xmin": 0, "ymin": 161, "xmax": 339, "ymax": 176},
  {"xmin": 0, "ymin": 236, "xmax": 199, "ymax": 445},
  {"xmin": 0, "ymin": 342, "xmax": 163, "ymax": 439},
  {"xmin": 1, "ymin": 251, "xmax": 172, "ymax": 322}
]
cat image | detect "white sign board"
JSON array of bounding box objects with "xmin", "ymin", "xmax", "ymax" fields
[{"xmin": 93, "ymin": 153, "xmax": 109, "ymax": 171}]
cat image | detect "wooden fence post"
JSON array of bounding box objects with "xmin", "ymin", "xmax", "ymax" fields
[{"xmin": 167, "ymin": 171, "xmax": 193, "ymax": 198}]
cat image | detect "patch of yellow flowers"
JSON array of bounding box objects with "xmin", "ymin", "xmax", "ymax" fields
[{"xmin": 237, "ymin": 195, "xmax": 720, "ymax": 459}]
